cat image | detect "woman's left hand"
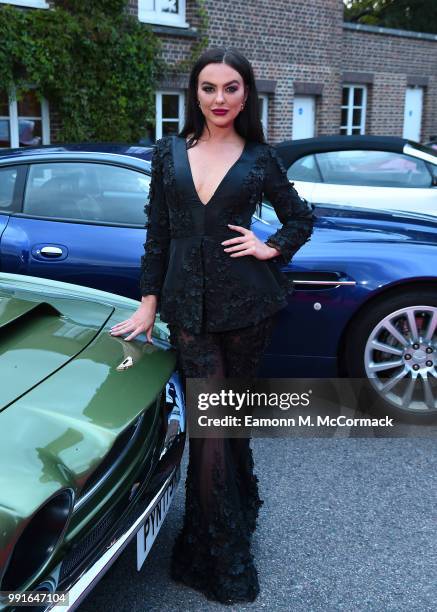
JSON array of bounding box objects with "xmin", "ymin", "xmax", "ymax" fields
[{"xmin": 222, "ymin": 224, "xmax": 279, "ymax": 260}]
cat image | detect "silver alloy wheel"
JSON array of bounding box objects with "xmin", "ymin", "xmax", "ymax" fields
[{"xmin": 364, "ymin": 305, "xmax": 437, "ymax": 412}]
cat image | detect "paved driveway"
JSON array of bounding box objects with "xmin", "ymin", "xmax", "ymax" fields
[{"xmin": 78, "ymin": 437, "xmax": 437, "ymax": 612}]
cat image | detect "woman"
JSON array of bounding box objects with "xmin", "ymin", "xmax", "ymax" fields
[{"xmin": 110, "ymin": 47, "xmax": 315, "ymax": 604}]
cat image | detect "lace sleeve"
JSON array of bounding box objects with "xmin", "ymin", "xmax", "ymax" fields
[
  {"xmin": 262, "ymin": 145, "xmax": 315, "ymax": 265},
  {"xmin": 139, "ymin": 139, "xmax": 171, "ymax": 297}
]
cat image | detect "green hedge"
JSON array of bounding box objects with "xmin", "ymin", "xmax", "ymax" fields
[{"xmin": 0, "ymin": 0, "xmax": 208, "ymax": 142}]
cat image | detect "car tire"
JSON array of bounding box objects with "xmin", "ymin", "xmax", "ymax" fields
[{"xmin": 345, "ymin": 289, "xmax": 437, "ymax": 423}]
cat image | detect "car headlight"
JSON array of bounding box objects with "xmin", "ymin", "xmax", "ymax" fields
[{"xmin": 1, "ymin": 490, "xmax": 73, "ymax": 591}]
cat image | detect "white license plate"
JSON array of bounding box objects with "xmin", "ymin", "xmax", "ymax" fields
[{"xmin": 136, "ymin": 466, "xmax": 180, "ymax": 571}]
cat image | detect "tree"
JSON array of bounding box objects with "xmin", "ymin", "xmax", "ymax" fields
[{"xmin": 344, "ymin": 0, "xmax": 437, "ymax": 34}]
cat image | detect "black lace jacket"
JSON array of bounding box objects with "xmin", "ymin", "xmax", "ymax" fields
[{"xmin": 140, "ymin": 134, "xmax": 315, "ymax": 334}]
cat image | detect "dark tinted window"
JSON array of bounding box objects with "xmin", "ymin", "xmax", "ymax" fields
[
  {"xmin": 316, "ymin": 150, "xmax": 431, "ymax": 188},
  {"xmin": 0, "ymin": 91, "xmax": 11, "ymax": 148},
  {"xmin": 24, "ymin": 162, "xmax": 149, "ymax": 224},
  {"xmin": 0, "ymin": 166, "xmax": 17, "ymax": 210},
  {"xmin": 287, "ymin": 154, "xmax": 322, "ymax": 183},
  {"xmin": 0, "ymin": 120, "xmax": 11, "ymax": 148}
]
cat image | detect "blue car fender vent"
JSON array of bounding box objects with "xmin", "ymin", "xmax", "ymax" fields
[{"xmin": 284, "ymin": 271, "xmax": 355, "ymax": 291}]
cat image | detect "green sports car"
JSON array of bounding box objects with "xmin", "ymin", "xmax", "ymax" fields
[{"xmin": 0, "ymin": 272, "xmax": 186, "ymax": 611}]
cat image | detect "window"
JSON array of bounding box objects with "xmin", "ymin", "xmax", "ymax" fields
[
  {"xmin": 154, "ymin": 91, "xmax": 185, "ymax": 140},
  {"xmin": 0, "ymin": 89, "xmax": 50, "ymax": 148},
  {"xmin": 316, "ymin": 150, "xmax": 432, "ymax": 188},
  {"xmin": 258, "ymin": 95, "xmax": 269, "ymax": 139},
  {"xmin": 152, "ymin": 91, "xmax": 267, "ymax": 143},
  {"xmin": 24, "ymin": 162, "xmax": 150, "ymax": 225},
  {"xmin": 138, "ymin": 0, "xmax": 189, "ymax": 28},
  {"xmin": 341, "ymin": 85, "xmax": 367, "ymax": 135},
  {"xmin": 288, "ymin": 155, "xmax": 322, "ymax": 183},
  {"xmin": 405, "ymin": 141, "xmax": 437, "ymax": 180},
  {"xmin": 0, "ymin": 167, "xmax": 18, "ymax": 210},
  {"xmin": 0, "ymin": 1, "xmax": 49, "ymax": 7}
]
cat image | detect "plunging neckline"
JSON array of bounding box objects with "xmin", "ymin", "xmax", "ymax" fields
[{"xmin": 182, "ymin": 136, "xmax": 248, "ymax": 206}]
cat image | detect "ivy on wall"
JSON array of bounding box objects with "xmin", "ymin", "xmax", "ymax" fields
[{"xmin": 0, "ymin": 0, "xmax": 208, "ymax": 143}]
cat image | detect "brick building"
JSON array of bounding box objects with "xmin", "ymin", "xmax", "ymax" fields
[{"xmin": 1, "ymin": 0, "xmax": 436, "ymax": 147}]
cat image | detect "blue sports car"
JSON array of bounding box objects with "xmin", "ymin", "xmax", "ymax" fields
[{"xmin": 0, "ymin": 143, "xmax": 436, "ymax": 422}]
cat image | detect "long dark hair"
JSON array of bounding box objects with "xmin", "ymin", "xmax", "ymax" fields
[{"xmin": 179, "ymin": 46, "xmax": 266, "ymax": 148}]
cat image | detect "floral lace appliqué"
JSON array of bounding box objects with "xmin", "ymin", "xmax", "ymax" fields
[
  {"xmin": 139, "ymin": 136, "xmax": 315, "ymax": 333},
  {"xmin": 167, "ymin": 315, "xmax": 276, "ymax": 604}
]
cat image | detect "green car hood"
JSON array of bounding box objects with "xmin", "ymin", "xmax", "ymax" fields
[
  {"xmin": 0, "ymin": 292, "xmax": 113, "ymax": 410},
  {"xmin": 0, "ymin": 277, "xmax": 176, "ymax": 562}
]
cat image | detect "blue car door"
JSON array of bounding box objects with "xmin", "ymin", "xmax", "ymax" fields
[{"xmin": 0, "ymin": 159, "xmax": 150, "ymax": 300}]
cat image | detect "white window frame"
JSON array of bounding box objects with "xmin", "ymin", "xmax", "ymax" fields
[
  {"xmin": 258, "ymin": 94, "xmax": 269, "ymax": 139},
  {"xmin": 341, "ymin": 84, "xmax": 367, "ymax": 135},
  {"xmin": 1, "ymin": 87, "xmax": 50, "ymax": 148},
  {"xmin": 0, "ymin": 1, "xmax": 49, "ymax": 8},
  {"xmin": 138, "ymin": 0, "xmax": 189, "ymax": 28},
  {"xmin": 155, "ymin": 90, "xmax": 185, "ymax": 140}
]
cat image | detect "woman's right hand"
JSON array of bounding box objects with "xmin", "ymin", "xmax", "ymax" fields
[{"xmin": 109, "ymin": 296, "xmax": 157, "ymax": 343}]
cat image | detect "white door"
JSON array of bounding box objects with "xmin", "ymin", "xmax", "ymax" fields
[
  {"xmin": 403, "ymin": 87, "xmax": 423, "ymax": 142},
  {"xmin": 292, "ymin": 96, "xmax": 315, "ymax": 140}
]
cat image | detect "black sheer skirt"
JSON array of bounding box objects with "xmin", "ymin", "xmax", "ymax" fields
[{"xmin": 167, "ymin": 314, "xmax": 277, "ymax": 604}]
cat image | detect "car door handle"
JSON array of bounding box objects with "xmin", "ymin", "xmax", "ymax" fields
[
  {"xmin": 40, "ymin": 246, "xmax": 63, "ymax": 258},
  {"xmin": 31, "ymin": 244, "xmax": 68, "ymax": 262}
]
